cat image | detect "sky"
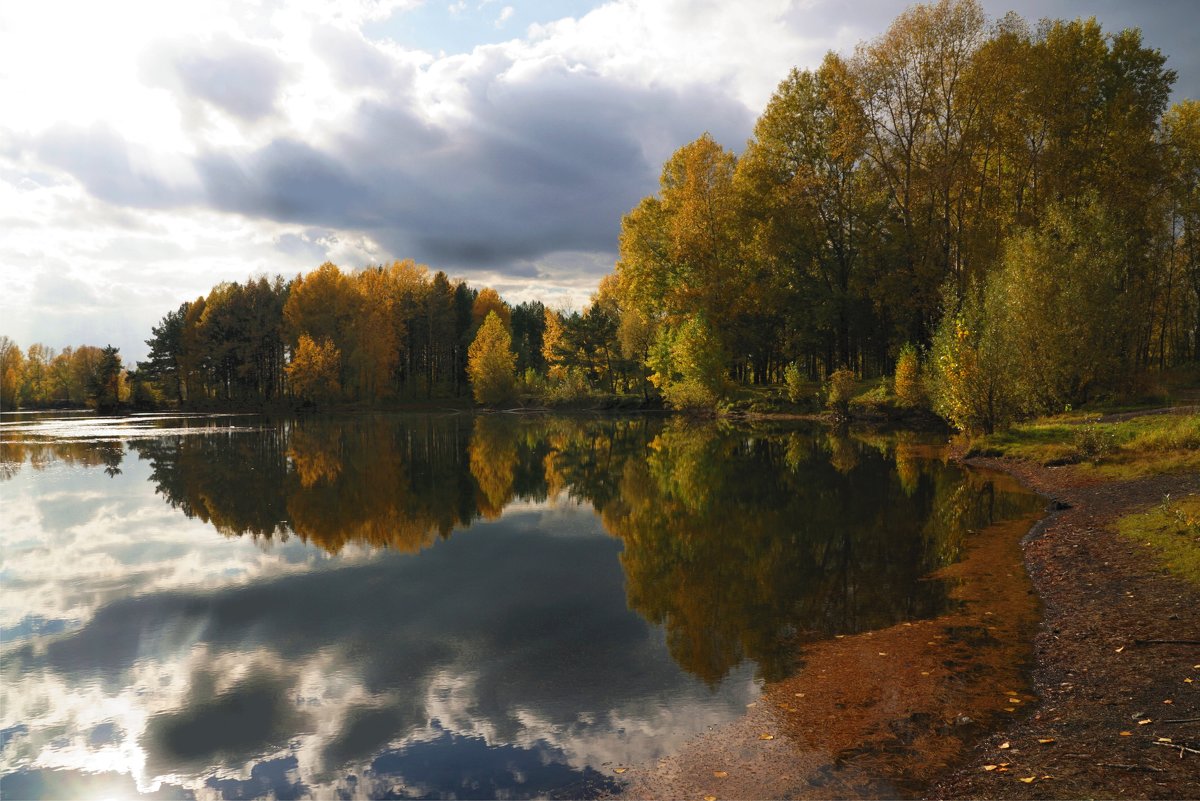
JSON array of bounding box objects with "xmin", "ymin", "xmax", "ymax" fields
[{"xmin": 1, "ymin": 0, "xmax": 1196, "ymax": 363}]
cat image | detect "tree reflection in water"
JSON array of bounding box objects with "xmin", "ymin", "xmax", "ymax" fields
[{"xmin": 26, "ymin": 414, "xmax": 1037, "ymax": 686}]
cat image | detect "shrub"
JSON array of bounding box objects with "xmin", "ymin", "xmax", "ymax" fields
[
  {"xmin": 1073, "ymin": 423, "xmax": 1116, "ymax": 463},
  {"xmin": 893, "ymin": 343, "xmax": 924, "ymax": 407},
  {"xmin": 784, "ymin": 362, "xmax": 806, "ymax": 403},
  {"xmin": 826, "ymin": 368, "xmax": 857, "ymax": 416}
]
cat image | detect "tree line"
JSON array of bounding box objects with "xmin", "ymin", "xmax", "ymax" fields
[
  {"xmin": 0, "ymin": 337, "xmax": 127, "ymax": 411},
  {"xmin": 4, "ymin": 0, "xmax": 1196, "ymax": 427},
  {"xmin": 610, "ymin": 0, "xmax": 1198, "ymax": 420}
]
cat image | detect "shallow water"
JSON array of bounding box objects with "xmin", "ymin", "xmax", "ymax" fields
[{"xmin": 0, "ymin": 412, "xmax": 1042, "ymax": 799}]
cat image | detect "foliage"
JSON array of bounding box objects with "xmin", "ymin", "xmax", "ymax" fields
[
  {"xmin": 1073, "ymin": 424, "xmax": 1117, "ymax": 464},
  {"xmin": 87, "ymin": 346, "xmax": 124, "ymax": 412},
  {"xmin": 467, "ymin": 311, "xmax": 516, "ymax": 405},
  {"xmin": 825, "ymin": 368, "xmax": 857, "ymax": 416},
  {"xmin": 646, "ymin": 316, "xmax": 727, "ymax": 410},
  {"xmin": 0, "ymin": 336, "xmax": 24, "ymax": 410},
  {"xmin": 286, "ymin": 335, "xmax": 341, "ymax": 404},
  {"xmin": 893, "ymin": 343, "xmax": 924, "ymax": 407},
  {"xmin": 988, "ymin": 197, "xmax": 1130, "ymax": 412},
  {"xmin": 784, "ymin": 363, "xmax": 807, "ymax": 404},
  {"xmin": 928, "ymin": 284, "xmax": 1015, "ymax": 434},
  {"xmin": 848, "ymin": 380, "xmax": 892, "ymax": 411}
]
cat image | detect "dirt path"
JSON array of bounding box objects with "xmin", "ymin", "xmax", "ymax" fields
[{"xmin": 931, "ymin": 459, "xmax": 1200, "ymax": 800}]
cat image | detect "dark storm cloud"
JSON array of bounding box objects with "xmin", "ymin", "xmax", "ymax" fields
[
  {"xmin": 31, "ymin": 43, "xmax": 753, "ymax": 276},
  {"xmin": 188, "ymin": 59, "xmax": 752, "ymax": 269},
  {"xmin": 157, "ymin": 36, "xmax": 290, "ymax": 122}
]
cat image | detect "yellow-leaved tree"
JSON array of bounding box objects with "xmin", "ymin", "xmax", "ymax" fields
[
  {"xmin": 467, "ymin": 311, "xmax": 516, "ymax": 405},
  {"xmin": 287, "ymin": 335, "xmax": 341, "ymax": 404}
]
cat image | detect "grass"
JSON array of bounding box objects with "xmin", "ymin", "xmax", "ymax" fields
[
  {"xmin": 967, "ymin": 411, "xmax": 1200, "ymax": 478},
  {"xmin": 1116, "ymin": 493, "xmax": 1200, "ymax": 587}
]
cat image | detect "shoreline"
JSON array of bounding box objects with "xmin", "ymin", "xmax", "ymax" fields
[{"xmin": 931, "ymin": 455, "xmax": 1199, "ymax": 799}]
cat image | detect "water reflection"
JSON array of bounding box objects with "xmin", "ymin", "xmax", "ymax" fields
[{"xmin": 0, "ymin": 413, "xmax": 1042, "ymax": 800}]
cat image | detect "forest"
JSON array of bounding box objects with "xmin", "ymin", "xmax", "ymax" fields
[{"xmin": 2, "ymin": 0, "xmax": 1197, "ymax": 432}]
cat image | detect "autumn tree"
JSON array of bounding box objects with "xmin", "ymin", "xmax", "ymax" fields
[
  {"xmin": 467, "ymin": 310, "xmax": 516, "ymax": 405},
  {"xmin": 472, "ymin": 287, "xmax": 512, "ymax": 331},
  {"xmin": 0, "ymin": 336, "xmax": 24, "ymax": 410},
  {"xmin": 287, "ymin": 334, "xmax": 341, "ymax": 404},
  {"xmin": 893, "ymin": 344, "xmax": 924, "ymax": 407}
]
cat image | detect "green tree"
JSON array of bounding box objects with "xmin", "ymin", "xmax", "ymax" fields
[
  {"xmin": 88, "ymin": 346, "xmax": 123, "ymax": 412},
  {"xmin": 990, "ymin": 197, "xmax": 1129, "ymax": 411},
  {"xmin": 467, "ymin": 310, "xmax": 516, "ymax": 405},
  {"xmin": 647, "ymin": 316, "xmax": 727, "ymax": 410}
]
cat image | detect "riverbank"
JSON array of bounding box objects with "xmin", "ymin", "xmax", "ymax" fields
[
  {"xmin": 615, "ymin": 411, "xmax": 1199, "ymax": 800},
  {"xmin": 617, "ymin": 463, "xmax": 1048, "ymax": 800},
  {"xmin": 931, "ymin": 451, "xmax": 1199, "ymax": 799}
]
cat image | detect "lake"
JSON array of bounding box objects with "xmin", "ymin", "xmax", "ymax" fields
[{"xmin": 0, "ymin": 412, "xmax": 1044, "ymax": 799}]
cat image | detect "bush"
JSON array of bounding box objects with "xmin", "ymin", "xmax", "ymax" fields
[
  {"xmin": 893, "ymin": 343, "xmax": 924, "ymax": 407},
  {"xmin": 784, "ymin": 362, "xmax": 806, "ymax": 403},
  {"xmin": 826, "ymin": 368, "xmax": 856, "ymax": 416},
  {"xmin": 1073, "ymin": 423, "xmax": 1116, "ymax": 463}
]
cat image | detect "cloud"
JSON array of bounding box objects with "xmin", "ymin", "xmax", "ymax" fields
[
  {"xmin": 494, "ymin": 5, "xmax": 514, "ymax": 27},
  {"xmin": 180, "ymin": 57, "xmax": 753, "ymax": 270},
  {"xmin": 32, "ymin": 124, "xmax": 197, "ymax": 210},
  {"xmin": 146, "ymin": 36, "xmax": 291, "ymax": 123}
]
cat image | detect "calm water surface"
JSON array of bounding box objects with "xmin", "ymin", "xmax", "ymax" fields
[{"xmin": 0, "ymin": 412, "xmax": 1041, "ymax": 799}]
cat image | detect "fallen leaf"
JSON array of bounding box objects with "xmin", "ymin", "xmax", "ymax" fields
[
  {"xmin": 704, "ymin": 796, "xmax": 717, "ymax": 801},
  {"xmin": 1005, "ymin": 707, "xmax": 1016, "ymax": 712},
  {"xmin": 999, "ymin": 762, "xmax": 1010, "ymax": 767},
  {"xmin": 1115, "ymin": 646, "xmax": 1125, "ymax": 653},
  {"xmin": 794, "ymin": 693, "xmax": 805, "ymax": 697},
  {"xmin": 1040, "ymin": 775, "xmax": 1054, "ymax": 780},
  {"xmin": 613, "ymin": 767, "xmax": 628, "ymax": 774},
  {"xmin": 758, "ymin": 733, "xmax": 774, "ymax": 741},
  {"xmin": 878, "ymin": 652, "xmax": 887, "ymax": 656},
  {"xmin": 1163, "ymin": 699, "xmax": 1173, "ymax": 704},
  {"xmin": 1020, "ymin": 776, "xmax": 1036, "ymax": 783},
  {"xmin": 1120, "ymin": 731, "xmax": 1132, "ymax": 736},
  {"xmin": 1005, "ymin": 691, "xmax": 1018, "ymax": 696},
  {"xmin": 1185, "ymin": 678, "xmax": 1193, "ymax": 684},
  {"xmin": 999, "ymin": 742, "xmax": 1011, "ymax": 750},
  {"xmin": 1157, "ymin": 738, "xmax": 1173, "ymax": 743},
  {"xmin": 1011, "ymin": 698, "xmax": 1022, "ymax": 703},
  {"xmin": 983, "ymin": 765, "xmax": 998, "ymax": 771},
  {"xmin": 1038, "ymin": 738, "xmax": 1055, "ymax": 744},
  {"xmin": 713, "ymin": 771, "xmax": 728, "ymax": 778},
  {"xmin": 920, "ymin": 671, "xmax": 930, "ymax": 676},
  {"xmin": 1138, "ymin": 719, "xmax": 1152, "ymax": 725}
]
